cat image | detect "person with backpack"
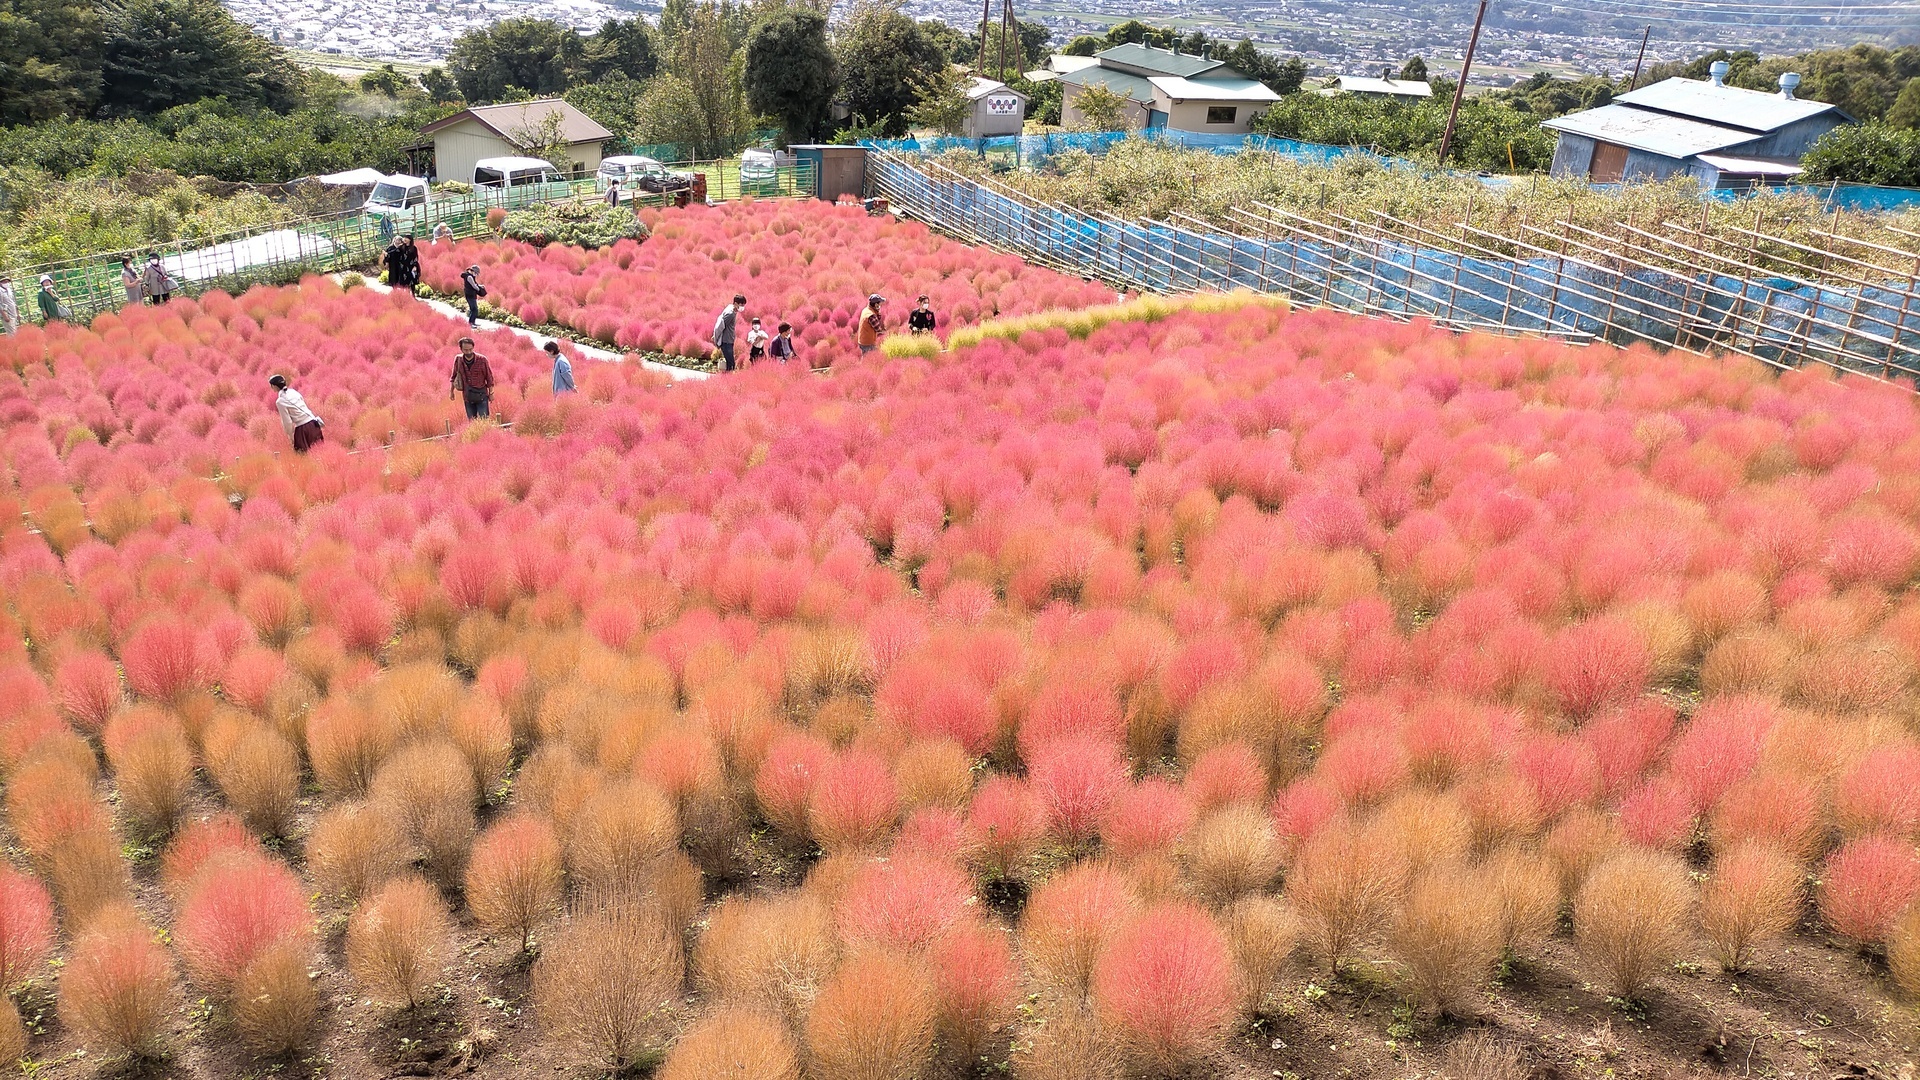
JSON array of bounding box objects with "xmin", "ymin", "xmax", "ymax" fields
[
  {"xmin": 461, "ymin": 265, "xmax": 487, "ymax": 328},
  {"xmin": 711, "ymin": 293, "xmax": 745, "ymax": 372},
  {"xmin": 450, "ymin": 336, "xmax": 495, "ymax": 419},
  {"xmin": 270, "ymin": 374, "xmax": 325, "ymax": 452},
  {"xmin": 855, "ymin": 294, "xmax": 886, "ymax": 355}
]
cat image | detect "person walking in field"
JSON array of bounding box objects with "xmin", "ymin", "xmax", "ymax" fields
[
  {"xmin": 711, "ymin": 293, "xmax": 745, "ymax": 372},
  {"xmin": 908, "ymin": 294, "xmax": 936, "ymax": 335},
  {"xmin": 120, "ymin": 257, "xmax": 143, "ymax": 307},
  {"xmin": 461, "ymin": 264, "xmax": 487, "ymax": 328},
  {"xmin": 451, "ymin": 336, "xmax": 495, "ymax": 420},
  {"xmin": 855, "ymin": 293, "xmax": 886, "ymax": 355},
  {"xmin": 746, "ymin": 317, "xmax": 769, "ymax": 363},
  {"xmin": 769, "ymin": 322, "xmax": 797, "ymax": 364},
  {"xmin": 605, "ymin": 179, "xmax": 622, "ymax": 208},
  {"xmin": 270, "ymin": 375, "xmax": 324, "ymax": 453},
  {"xmin": 37, "ymin": 275, "xmax": 69, "ymax": 324},
  {"xmin": 0, "ymin": 276, "xmax": 18, "ymax": 335},
  {"xmin": 545, "ymin": 340, "xmax": 575, "ymax": 394},
  {"xmin": 142, "ymin": 254, "xmax": 174, "ymax": 305}
]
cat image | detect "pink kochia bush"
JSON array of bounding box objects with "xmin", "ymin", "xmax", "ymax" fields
[
  {"xmin": 10, "ymin": 264, "xmax": 1920, "ymax": 1068},
  {"xmin": 415, "ymin": 200, "xmax": 1115, "ymax": 365}
]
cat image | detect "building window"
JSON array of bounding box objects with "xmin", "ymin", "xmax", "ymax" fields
[{"xmin": 1206, "ymin": 106, "xmax": 1237, "ymax": 125}]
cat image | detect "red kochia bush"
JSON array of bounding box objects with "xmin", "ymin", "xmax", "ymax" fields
[
  {"xmin": 808, "ymin": 749, "xmax": 900, "ymax": 852},
  {"xmin": 836, "ymin": 855, "xmax": 972, "ymax": 953},
  {"xmin": 930, "ymin": 921, "xmax": 1019, "ymax": 1059},
  {"xmin": 52, "ymin": 650, "xmax": 122, "ymax": 731},
  {"xmin": 1026, "ymin": 737, "xmax": 1129, "ymax": 846},
  {"xmin": 1819, "ymin": 835, "xmax": 1920, "ymax": 945},
  {"xmin": 1091, "ymin": 903, "xmax": 1240, "ymax": 1074},
  {"xmin": 172, "ymin": 852, "xmax": 312, "ymax": 991},
  {"xmin": 0, "ymin": 864, "xmax": 55, "ymax": 985},
  {"xmin": 1545, "ymin": 616, "xmax": 1650, "ymax": 717},
  {"xmin": 120, "ymin": 615, "xmax": 213, "ymax": 701},
  {"xmin": 1834, "ymin": 745, "xmax": 1920, "ymax": 838}
]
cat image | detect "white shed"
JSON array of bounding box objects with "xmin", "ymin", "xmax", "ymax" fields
[
  {"xmin": 966, "ymin": 77, "xmax": 1028, "ymax": 138},
  {"xmin": 416, "ymin": 99, "xmax": 614, "ymax": 184}
]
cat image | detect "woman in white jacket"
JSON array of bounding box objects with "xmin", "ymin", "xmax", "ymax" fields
[{"xmin": 270, "ymin": 374, "xmax": 324, "ymax": 452}]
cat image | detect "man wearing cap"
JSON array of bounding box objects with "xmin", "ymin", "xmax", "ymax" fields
[
  {"xmin": 451, "ymin": 336, "xmax": 495, "ymax": 420},
  {"xmin": 0, "ymin": 275, "xmax": 17, "ymax": 335},
  {"xmin": 37, "ymin": 275, "xmax": 69, "ymax": 324},
  {"xmin": 270, "ymin": 375, "xmax": 324, "ymax": 452},
  {"xmin": 461, "ymin": 264, "xmax": 487, "ymax": 328},
  {"xmin": 856, "ymin": 293, "xmax": 886, "ymax": 355}
]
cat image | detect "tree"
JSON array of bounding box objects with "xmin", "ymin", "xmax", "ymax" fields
[
  {"xmin": 630, "ymin": 72, "xmax": 706, "ymax": 155},
  {"xmin": 0, "ymin": 0, "xmax": 104, "ymax": 124},
  {"xmin": 97, "ymin": 0, "xmax": 302, "ymax": 116},
  {"xmin": 835, "ymin": 2, "xmax": 946, "ymax": 137},
  {"xmin": 1070, "ymin": 82, "xmax": 1130, "ymax": 132},
  {"xmin": 907, "ymin": 65, "xmax": 970, "ymax": 136},
  {"xmin": 671, "ymin": 3, "xmax": 751, "ymax": 159},
  {"xmin": 1885, "ymin": 77, "xmax": 1920, "ymax": 130},
  {"xmin": 566, "ymin": 74, "xmax": 648, "ymax": 150},
  {"xmin": 745, "ymin": 9, "xmax": 836, "ymax": 147},
  {"xmin": 1399, "ymin": 56, "xmax": 1426, "ymax": 82},
  {"xmin": 582, "ymin": 17, "xmax": 658, "ymax": 82},
  {"xmin": 358, "ymin": 64, "xmax": 411, "ymax": 98},
  {"xmin": 511, "ymin": 108, "xmax": 576, "ymax": 174},
  {"xmin": 419, "ymin": 67, "xmax": 460, "ymax": 104},
  {"xmin": 1802, "ymin": 121, "xmax": 1920, "ymax": 186},
  {"xmin": 1063, "ymin": 35, "xmax": 1101, "ymax": 57},
  {"xmin": 445, "ymin": 18, "xmax": 582, "ymax": 104},
  {"xmin": 1272, "ymin": 57, "xmax": 1307, "ymax": 95}
]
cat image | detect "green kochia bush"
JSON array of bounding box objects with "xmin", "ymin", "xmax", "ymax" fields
[{"xmin": 501, "ymin": 202, "xmax": 650, "ymax": 249}]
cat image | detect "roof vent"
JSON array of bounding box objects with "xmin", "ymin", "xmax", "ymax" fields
[
  {"xmin": 1202, "ymin": 44, "xmax": 1212, "ymax": 60},
  {"xmin": 1780, "ymin": 72, "xmax": 1801, "ymax": 100},
  {"xmin": 1709, "ymin": 60, "xmax": 1729, "ymax": 87}
]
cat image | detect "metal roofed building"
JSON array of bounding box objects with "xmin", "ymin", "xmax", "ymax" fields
[
  {"xmin": 963, "ymin": 77, "xmax": 1029, "ymax": 138},
  {"xmin": 416, "ymin": 99, "xmax": 615, "ymax": 184},
  {"xmin": 1541, "ymin": 61, "xmax": 1852, "ymax": 190},
  {"xmin": 1318, "ymin": 76, "xmax": 1434, "ymax": 100},
  {"xmin": 1059, "ymin": 43, "xmax": 1281, "ymax": 133}
]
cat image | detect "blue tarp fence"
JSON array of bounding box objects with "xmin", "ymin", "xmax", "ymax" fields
[
  {"xmin": 868, "ymin": 131, "xmax": 1920, "ymax": 213},
  {"xmin": 868, "ymin": 153, "xmax": 1920, "ymax": 380}
]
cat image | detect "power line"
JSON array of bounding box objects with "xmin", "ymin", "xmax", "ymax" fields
[{"xmin": 1498, "ymin": 0, "xmax": 1920, "ymax": 27}]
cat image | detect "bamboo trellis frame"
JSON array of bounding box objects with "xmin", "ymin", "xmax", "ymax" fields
[{"xmin": 867, "ymin": 151, "xmax": 1920, "ymax": 384}]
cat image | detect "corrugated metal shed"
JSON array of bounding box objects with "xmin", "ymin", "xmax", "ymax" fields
[
  {"xmin": 1615, "ymin": 78, "xmax": 1847, "ymax": 134},
  {"xmin": 1541, "ymin": 104, "xmax": 1758, "ymax": 159}
]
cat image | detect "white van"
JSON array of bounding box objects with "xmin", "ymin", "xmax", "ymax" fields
[
  {"xmin": 364, "ymin": 174, "xmax": 429, "ymax": 216},
  {"xmin": 473, "ymin": 156, "xmax": 559, "ymax": 188}
]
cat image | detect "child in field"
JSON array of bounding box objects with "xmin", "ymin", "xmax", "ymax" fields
[{"xmin": 747, "ymin": 317, "xmax": 769, "ymax": 362}]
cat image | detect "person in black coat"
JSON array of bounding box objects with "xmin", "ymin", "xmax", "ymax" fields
[{"xmin": 461, "ymin": 265, "xmax": 487, "ymax": 327}]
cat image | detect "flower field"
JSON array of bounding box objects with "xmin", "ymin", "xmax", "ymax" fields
[
  {"xmin": 416, "ymin": 200, "xmax": 1118, "ymax": 366},
  {"xmin": 1, "ymin": 275, "xmax": 1919, "ymax": 1079}
]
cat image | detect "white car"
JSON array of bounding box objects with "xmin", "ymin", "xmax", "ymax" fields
[
  {"xmin": 598, "ymin": 155, "xmax": 694, "ymax": 194},
  {"xmin": 363, "ymin": 174, "xmax": 429, "ymax": 216}
]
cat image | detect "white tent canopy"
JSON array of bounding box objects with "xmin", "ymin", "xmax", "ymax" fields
[{"xmin": 313, "ymin": 167, "xmax": 390, "ymax": 186}]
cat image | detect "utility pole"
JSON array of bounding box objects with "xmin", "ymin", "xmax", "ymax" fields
[
  {"xmin": 979, "ymin": 0, "xmax": 994, "ymax": 72},
  {"xmin": 1628, "ymin": 25, "xmax": 1650, "ymax": 90},
  {"xmin": 1436, "ymin": 0, "xmax": 1488, "ymax": 165},
  {"xmin": 999, "ymin": 0, "xmax": 1015, "ymax": 81}
]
